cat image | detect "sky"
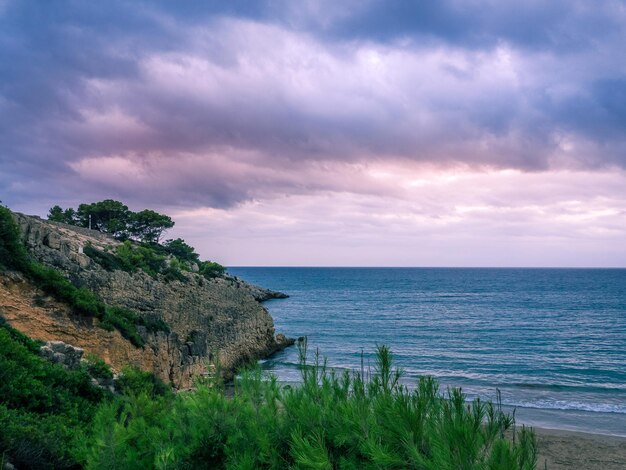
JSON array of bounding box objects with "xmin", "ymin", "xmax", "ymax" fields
[{"xmin": 1, "ymin": 1, "xmax": 626, "ymax": 267}]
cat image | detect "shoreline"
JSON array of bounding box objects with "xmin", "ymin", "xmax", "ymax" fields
[
  {"xmin": 533, "ymin": 427, "xmax": 626, "ymax": 469},
  {"xmin": 499, "ymin": 404, "xmax": 626, "ymax": 439}
]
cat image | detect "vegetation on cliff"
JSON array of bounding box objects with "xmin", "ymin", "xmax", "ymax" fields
[
  {"xmin": 83, "ymin": 238, "xmax": 225, "ymax": 282},
  {"xmin": 0, "ymin": 206, "xmax": 168, "ymax": 347},
  {"xmin": 48, "ymin": 199, "xmax": 226, "ymax": 280}
]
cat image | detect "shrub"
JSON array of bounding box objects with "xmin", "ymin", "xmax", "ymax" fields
[
  {"xmin": 0, "ymin": 406, "xmax": 80, "ymax": 470},
  {"xmin": 100, "ymin": 307, "xmax": 146, "ymax": 348},
  {"xmin": 114, "ymin": 240, "xmax": 166, "ymax": 276},
  {"xmin": 162, "ymin": 258, "xmax": 188, "ymax": 283},
  {"xmin": 0, "ymin": 320, "xmax": 110, "ymax": 469},
  {"xmin": 85, "ymin": 240, "xmax": 225, "ymax": 284},
  {"xmin": 84, "ymin": 354, "xmax": 114, "ymax": 381},
  {"xmin": 141, "ymin": 316, "xmax": 171, "ymax": 335},
  {"xmin": 81, "ymin": 345, "xmax": 538, "ymax": 469},
  {"xmin": 115, "ymin": 366, "xmax": 171, "ymax": 399},
  {"xmin": 199, "ymin": 260, "xmax": 226, "ymax": 279},
  {"xmin": 83, "ymin": 244, "xmax": 125, "ymax": 272},
  {"xmin": 25, "ymin": 261, "xmax": 105, "ymax": 319},
  {"xmin": 0, "ymin": 206, "xmax": 30, "ymax": 272},
  {"xmin": 162, "ymin": 238, "xmax": 200, "ymax": 264}
]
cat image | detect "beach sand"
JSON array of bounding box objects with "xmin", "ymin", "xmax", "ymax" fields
[{"xmin": 534, "ymin": 427, "xmax": 626, "ymax": 469}]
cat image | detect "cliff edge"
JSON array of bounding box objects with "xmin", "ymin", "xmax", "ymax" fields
[{"xmin": 0, "ymin": 213, "xmax": 293, "ymax": 388}]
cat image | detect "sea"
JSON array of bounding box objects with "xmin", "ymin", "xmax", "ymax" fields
[{"xmin": 228, "ymin": 267, "xmax": 626, "ymax": 437}]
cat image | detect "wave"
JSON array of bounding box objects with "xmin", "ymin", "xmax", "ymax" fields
[
  {"xmin": 507, "ymin": 382, "xmax": 626, "ymax": 393},
  {"xmin": 261, "ymin": 360, "xmax": 626, "ymax": 389},
  {"xmin": 259, "ymin": 365, "xmax": 626, "ymax": 415},
  {"xmin": 499, "ymin": 398, "xmax": 626, "ymax": 415}
]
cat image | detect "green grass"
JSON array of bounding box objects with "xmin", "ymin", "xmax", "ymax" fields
[{"xmin": 79, "ymin": 341, "xmax": 537, "ymax": 469}]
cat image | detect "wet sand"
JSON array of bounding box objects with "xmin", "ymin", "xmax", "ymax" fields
[{"xmin": 535, "ymin": 427, "xmax": 626, "ymax": 469}]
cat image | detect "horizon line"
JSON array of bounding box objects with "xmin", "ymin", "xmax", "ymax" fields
[{"xmin": 227, "ymin": 265, "xmax": 626, "ymax": 269}]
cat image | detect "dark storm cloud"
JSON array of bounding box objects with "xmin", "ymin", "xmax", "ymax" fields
[
  {"xmin": 1, "ymin": 0, "xmax": 625, "ymax": 211},
  {"xmin": 555, "ymin": 78, "xmax": 626, "ymax": 140},
  {"xmin": 323, "ymin": 0, "xmax": 624, "ymax": 51}
]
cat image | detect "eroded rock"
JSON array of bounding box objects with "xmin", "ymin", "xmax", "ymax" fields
[{"xmin": 40, "ymin": 340, "xmax": 84, "ymax": 369}]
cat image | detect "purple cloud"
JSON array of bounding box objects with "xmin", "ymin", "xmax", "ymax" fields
[{"xmin": 1, "ymin": 1, "xmax": 625, "ymax": 266}]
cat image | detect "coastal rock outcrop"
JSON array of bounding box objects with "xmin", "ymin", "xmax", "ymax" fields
[
  {"xmin": 231, "ymin": 278, "xmax": 290, "ymax": 302},
  {"xmin": 1, "ymin": 213, "xmax": 292, "ymax": 388}
]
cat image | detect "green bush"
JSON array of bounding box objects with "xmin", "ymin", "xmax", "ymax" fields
[
  {"xmin": 85, "ymin": 240, "xmax": 226, "ymax": 284},
  {"xmin": 84, "ymin": 354, "xmax": 114, "ymax": 381},
  {"xmin": 162, "ymin": 238, "xmax": 200, "ymax": 264},
  {"xmin": 83, "ymin": 244, "xmax": 125, "ymax": 272},
  {"xmin": 162, "ymin": 265, "xmax": 187, "ymax": 283},
  {"xmin": 0, "ymin": 321, "xmax": 178, "ymax": 469},
  {"xmin": 0, "ymin": 324, "xmax": 106, "ymax": 415},
  {"xmin": 0, "ymin": 206, "xmax": 31, "ymax": 272},
  {"xmin": 99, "ymin": 307, "xmax": 170, "ymax": 348},
  {"xmin": 0, "ymin": 316, "xmax": 41, "ymax": 353},
  {"xmin": 86, "ymin": 241, "xmax": 189, "ymax": 283},
  {"xmin": 114, "ymin": 366, "xmax": 172, "ymax": 399},
  {"xmin": 100, "ymin": 307, "xmax": 143, "ymax": 347},
  {"xmin": 0, "ymin": 406, "xmax": 81, "ymax": 470},
  {"xmin": 27, "ymin": 263, "xmax": 104, "ymax": 318},
  {"xmin": 141, "ymin": 316, "xmax": 171, "ymax": 335},
  {"xmin": 81, "ymin": 344, "xmax": 537, "ymax": 469},
  {"xmin": 199, "ymin": 260, "xmax": 226, "ymax": 279},
  {"xmin": 0, "ymin": 320, "xmax": 110, "ymax": 469},
  {"xmin": 25, "ymin": 262, "xmax": 157, "ymax": 348}
]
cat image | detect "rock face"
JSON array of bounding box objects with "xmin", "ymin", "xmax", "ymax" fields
[
  {"xmin": 2, "ymin": 213, "xmax": 293, "ymax": 388},
  {"xmin": 40, "ymin": 340, "xmax": 85, "ymax": 369}
]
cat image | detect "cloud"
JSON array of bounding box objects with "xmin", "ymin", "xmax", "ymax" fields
[
  {"xmin": 0, "ymin": 2, "xmax": 625, "ymax": 266},
  {"xmin": 322, "ymin": 1, "xmax": 626, "ymax": 49},
  {"xmin": 169, "ymin": 167, "xmax": 626, "ymax": 266}
]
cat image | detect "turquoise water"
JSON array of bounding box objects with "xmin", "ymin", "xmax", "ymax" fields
[{"xmin": 229, "ymin": 267, "xmax": 626, "ymax": 436}]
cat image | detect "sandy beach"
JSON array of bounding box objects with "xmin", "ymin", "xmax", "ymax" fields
[{"xmin": 535, "ymin": 427, "xmax": 626, "ymax": 469}]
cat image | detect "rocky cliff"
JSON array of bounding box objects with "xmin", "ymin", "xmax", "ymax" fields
[{"xmin": 0, "ymin": 213, "xmax": 292, "ymax": 388}]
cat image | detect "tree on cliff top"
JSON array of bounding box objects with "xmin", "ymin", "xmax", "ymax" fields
[
  {"xmin": 46, "ymin": 201, "xmax": 226, "ymax": 280},
  {"xmin": 48, "ymin": 205, "xmax": 77, "ymax": 225},
  {"xmin": 129, "ymin": 209, "xmax": 174, "ymax": 244},
  {"xmin": 76, "ymin": 200, "xmax": 130, "ymax": 238},
  {"xmin": 47, "ymin": 200, "xmax": 174, "ymax": 244}
]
